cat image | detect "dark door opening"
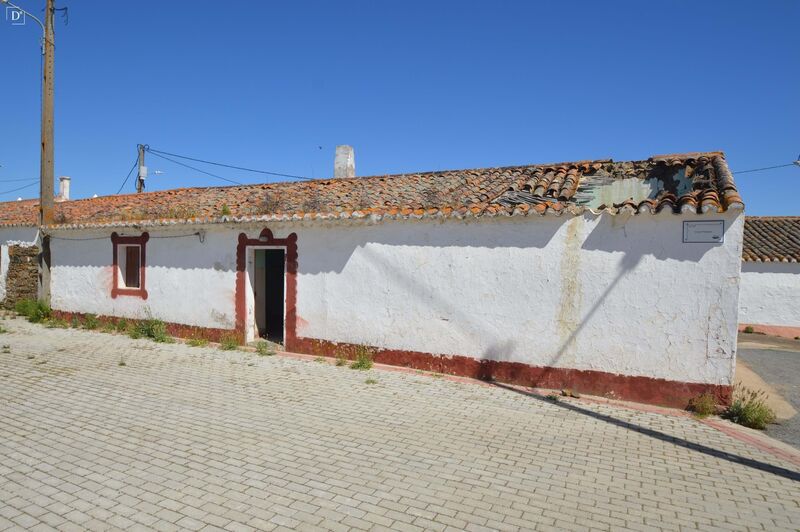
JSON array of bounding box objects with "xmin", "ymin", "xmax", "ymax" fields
[{"xmin": 254, "ymin": 249, "xmax": 285, "ymax": 343}]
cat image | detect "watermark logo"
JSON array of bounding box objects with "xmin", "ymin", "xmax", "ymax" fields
[{"xmin": 5, "ymin": 6, "xmax": 25, "ymax": 26}]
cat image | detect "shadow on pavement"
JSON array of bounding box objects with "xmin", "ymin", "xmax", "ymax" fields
[{"xmin": 491, "ymin": 381, "xmax": 800, "ymax": 483}]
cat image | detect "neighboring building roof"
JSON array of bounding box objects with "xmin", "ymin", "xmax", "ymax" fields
[
  {"xmin": 0, "ymin": 152, "xmax": 742, "ymax": 230},
  {"xmin": 742, "ymin": 217, "xmax": 800, "ymax": 263}
]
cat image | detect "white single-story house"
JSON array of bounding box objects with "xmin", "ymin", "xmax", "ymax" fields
[
  {"xmin": 0, "ymin": 151, "xmax": 746, "ymax": 407},
  {"xmin": 738, "ymin": 217, "xmax": 800, "ymax": 338}
]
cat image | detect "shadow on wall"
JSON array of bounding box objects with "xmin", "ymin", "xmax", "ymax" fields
[
  {"xmin": 48, "ymin": 232, "xmax": 237, "ymax": 272},
  {"xmin": 580, "ymin": 211, "xmax": 737, "ymax": 261},
  {"xmin": 333, "ymin": 212, "xmax": 733, "ymax": 380},
  {"xmin": 297, "ymin": 216, "xmax": 564, "ymax": 276}
]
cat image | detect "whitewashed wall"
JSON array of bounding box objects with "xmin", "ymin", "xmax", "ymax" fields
[
  {"xmin": 295, "ymin": 212, "xmax": 744, "ymax": 386},
  {"xmin": 0, "ymin": 227, "xmax": 38, "ymax": 302},
  {"xmin": 48, "ymin": 212, "xmax": 744, "ymax": 386},
  {"xmin": 739, "ymin": 262, "xmax": 800, "ymax": 327},
  {"xmin": 50, "ymin": 228, "xmax": 239, "ymax": 329}
]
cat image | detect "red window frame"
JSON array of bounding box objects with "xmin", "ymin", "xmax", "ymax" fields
[{"xmin": 111, "ymin": 232, "xmax": 149, "ymax": 299}]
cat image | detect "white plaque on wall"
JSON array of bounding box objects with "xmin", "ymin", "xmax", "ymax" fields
[{"xmin": 683, "ymin": 220, "xmax": 724, "ymax": 243}]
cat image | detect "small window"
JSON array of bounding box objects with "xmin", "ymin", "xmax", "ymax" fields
[
  {"xmin": 120, "ymin": 245, "xmax": 141, "ymax": 288},
  {"xmin": 111, "ymin": 232, "xmax": 149, "ymax": 299}
]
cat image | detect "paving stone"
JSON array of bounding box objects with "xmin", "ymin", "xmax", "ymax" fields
[{"xmin": 0, "ymin": 320, "xmax": 798, "ymax": 531}]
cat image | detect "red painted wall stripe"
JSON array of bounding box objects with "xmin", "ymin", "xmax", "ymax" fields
[{"xmin": 286, "ymin": 336, "xmax": 731, "ymax": 409}]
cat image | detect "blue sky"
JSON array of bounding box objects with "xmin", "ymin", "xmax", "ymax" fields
[{"xmin": 1, "ymin": 1, "xmax": 798, "ymax": 215}]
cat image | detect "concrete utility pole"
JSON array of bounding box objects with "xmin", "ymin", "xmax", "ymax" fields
[{"xmin": 136, "ymin": 144, "xmax": 147, "ymax": 193}]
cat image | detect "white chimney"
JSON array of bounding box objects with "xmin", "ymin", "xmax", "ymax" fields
[
  {"xmin": 334, "ymin": 145, "xmax": 355, "ymax": 178},
  {"xmin": 56, "ymin": 175, "xmax": 70, "ymax": 202}
]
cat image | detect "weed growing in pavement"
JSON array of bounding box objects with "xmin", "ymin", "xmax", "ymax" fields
[
  {"xmin": 70, "ymin": 316, "xmax": 80, "ymax": 328},
  {"xmin": 365, "ymin": 378, "xmax": 378, "ymax": 385},
  {"xmin": 335, "ymin": 354, "xmax": 347, "ymax": 366},
  {"xmin": 687, "ymin": 392, "xmax": 716, "ymax": 418},
  {"xmin": 118, "ymin": 358, "xmax": 126, "ymax": 367},
  {"xmin": 115, "ymin": 319, "xmax": 128, "ymax": 333},
  {"xmin": 15, "ymin": 299, "xmax": 51, "ymax": 323},
  {"xmin": 2, "ymin": 345, "xmax": 11, "ymax": 354},
  {"xmin": 219, "ymin": 334, "xmax": 240, "ymax": 351},
  {"xmin": 349, "ymin": 345, "xmax": 373, "ymax": 370},
  {"xmin": 45, "ymin": 318, "xmax": 68, "ymax": 329},
  {"xmin": 0, "ymin": 325, "xmax": 6, "ymax": 334},
  {"xmin": 743, "ymin": 326, "xmax": 754, "ymax": 334},
  {"xmin": 131, "ymin": 318, "xmax": 173, "ymax": 343},
  {"xmin": 101, "ymin": 322, "xmax": 117, "ymax": 333},
  {"xmin": 187, "ymin": 337, "xmax": 209, "ymax": 348},
  {"xmin": 545, "ymin": 393, "xmax": 560, "ymax": 402},
  {"xmin": 314, "ymin": 356, "xmax": 326, "ymax": 363},
  {"xmin": 255, "ymin": 341, "xmax": 274, "ymax": 356},
  {"xmin": 83, "ymin": 314, "xmax": 99, "ymax": 330},
  {"xmin": 723, "ymin": 386, "xmax": 776, "ymax": 430}
]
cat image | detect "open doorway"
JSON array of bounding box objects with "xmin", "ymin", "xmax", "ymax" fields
[{"xmin": 254, "ymin": 248, "xmax": 286, "ymax": 343}]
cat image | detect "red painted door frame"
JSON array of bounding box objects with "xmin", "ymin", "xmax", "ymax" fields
[{"xmin": 235, "ymin": 228, "xmax": 298, "ymax": 344}]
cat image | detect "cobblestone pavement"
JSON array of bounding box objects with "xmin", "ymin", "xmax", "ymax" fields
[{"xmin": 1, "ymin": 319, "xmax": 799, "ymax": 532}]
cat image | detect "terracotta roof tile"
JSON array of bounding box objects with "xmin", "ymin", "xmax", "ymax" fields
[
  {"xmin": 742, "ymin": 217, "xmax": 800, "ymax": 263},
  {"xmin": 0, "ymin": 152, "xmax": 742, "ymax": 230}
]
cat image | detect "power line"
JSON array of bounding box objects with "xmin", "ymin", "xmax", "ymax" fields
[
  {"xmin": 116, "ymin": 157, "xmax": 139, "ymax": 194},
  {"xmin": 147, "ymin": 151, "xmax": 244, "ymax": 186},
  {"xmin": 0, "ymin": 182, "xmax": 38, "ymax": 196},
  {"xmin": 0, "ymin": 178, "xmax": 38, "ymax": 183},
  {"xmin": 733, "ymin": 162, "xmax": 797, "ymax": 174},
  {"xmin": 147, "ymin": 147, "xmax": 313, "ymax": 181}
]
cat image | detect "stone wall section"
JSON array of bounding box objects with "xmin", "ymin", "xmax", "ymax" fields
[{"xmin": 3, "ymin": 245, "xmax": 38, "ymax": 309}]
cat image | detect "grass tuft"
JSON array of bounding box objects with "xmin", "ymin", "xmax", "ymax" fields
[
  {"xmin": 118, "ymin": 358, "xmax": 126, "ymax": 367},
  {"xmin": 723, "ymin": 386, "xmax": 776, "ymax": 430},
  {"xmin": 83, "ymin": 314, "xmax": 99, "ymax": 330},
  {"xmin": 130, "ymin": 318, "xmax": 173, "ymax": 343},
  {"xmin": 335, "ymin": 354, "xmax": 347, "ymax": 366},
  {"xmin": 15, "ymin": 299, "xmax": 51, "ymax": 323},
  {"xmin": 687, "ymin": 392, "xmax": 716, "ymax": 418},
  {"xmin": 365, "ymin": 378, "xmax": 378, "ymax": 385},
  {"xmin": 45, "ymin": 318, "xmax": 68, "ymax": 329},
  {"xmin": 0, "ymin": 325, "xmax": 7, "ymax": 334},
  {"xmin": 743, "ymin": 326, "xmax": 754, "ymax": 334},
  {"xmin": 255, "ymin": 341, "xmax": 274, "ymax": 356},
  {"xmin": 219, "ymin": 334, "xmax": 240, "ymax": 351},
  {"xmin": 349, "ymin": 345, "xmax": 373, "ymax": 370},
  {"xmin": 187, "ymin": 337, "xmax": 209, "ymax": 348}
]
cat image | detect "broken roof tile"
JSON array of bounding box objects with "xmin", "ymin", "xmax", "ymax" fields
[{"xmin": 0, "ymin": 152, "xmax": 742, "ymax": 230}]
